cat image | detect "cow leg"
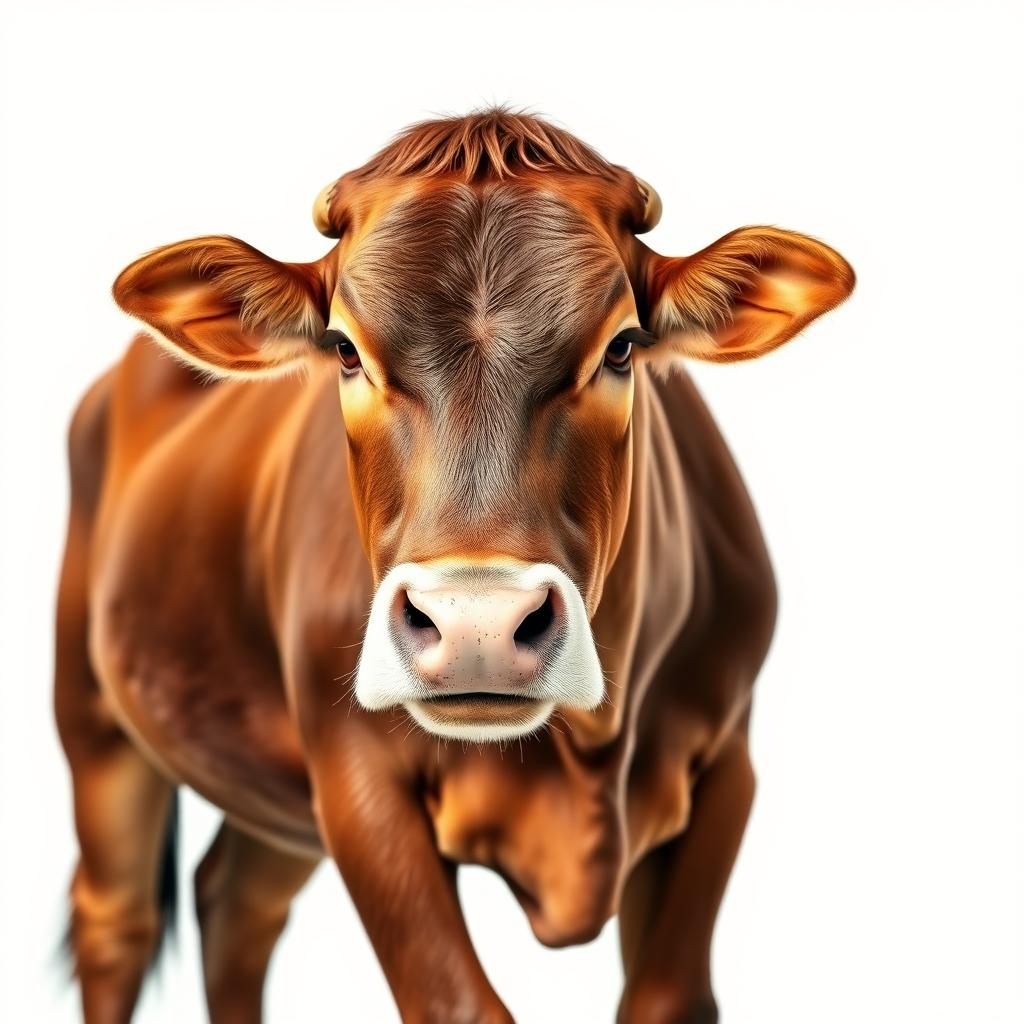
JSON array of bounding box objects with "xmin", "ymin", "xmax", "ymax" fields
[
  {"xmin": 60, "ymin": 733, "xmax": 175, "ymax": 1024},
  {"xmin": 57, "ymin": 375, "xmax": 178, "ymax": 1023},
  {"xmin": 617, "ymin": 735, "xmax": 756, "ymax": 1024},
  {"xmin": 194, "ymin": 821, "xmax": 319, "ymax": 1024},
  {"xmin": 309, "ymin": 731, "xmax": 514, "ymax": 1024}
]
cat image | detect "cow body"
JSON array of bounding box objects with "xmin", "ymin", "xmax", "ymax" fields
[
  {"xmin": 85, "ymin": 332, "xmax": 769, "ymax": 928},
  {"xmin": 57, "ymin": 110, "xmax": 850, "ymax": 1023}
]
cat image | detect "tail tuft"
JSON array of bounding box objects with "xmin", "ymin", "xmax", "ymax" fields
[{"xmin": 148, "ymin": 788, "xmax": 180, "ymax": 974}]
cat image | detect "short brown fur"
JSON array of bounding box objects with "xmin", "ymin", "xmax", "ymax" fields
[{"xmin": 60, "ymin": 109, "xmax": 853, "ymax": 1023}]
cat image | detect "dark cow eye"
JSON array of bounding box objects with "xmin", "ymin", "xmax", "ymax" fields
[
  {"xmin": 336, "ymin": 337, "xmax": 361, "ymax": 372},
  {"xmin": 604, "ymin": 333, "xmax": 634, "ymax": 372},
  {"xmin": 319, "ymin": 328, "xmax": 362, "ymax": 375},
  {"xmin": 334, "ymin": 335, "xmax": 361, "ymax": 374},
  {"xmin": 603, "ymin": 327, "xmax": 656, "ymax": 374}
]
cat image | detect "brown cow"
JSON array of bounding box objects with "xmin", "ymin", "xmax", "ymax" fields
[{"xmin": 56, "ymin": 109, "xmax": 853, "ymax": 1023}]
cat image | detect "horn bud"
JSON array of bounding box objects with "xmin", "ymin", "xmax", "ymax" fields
[
  {"xmin": 634, "ymin": 176, "xmax": 662, "ymax": 234},
  {"xmin": 313, "ymin": 181, "xmax": 342, "ymax": 238}
]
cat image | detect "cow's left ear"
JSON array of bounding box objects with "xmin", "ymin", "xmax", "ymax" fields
[
  {"xmin": 643, "ymin": 226, "xmax": 854, "ymax": 363},
  {"xmin": 113, "ymin": 236, "xmax": 335, "ymax": 378}
]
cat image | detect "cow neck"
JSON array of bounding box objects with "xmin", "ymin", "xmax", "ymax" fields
[{"xmin": 557, "ymin": 367, "xmax": 694, "ymax": 755}]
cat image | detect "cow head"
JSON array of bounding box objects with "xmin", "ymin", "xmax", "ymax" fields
[{"xmin": 114, "ymin": 109, "xmax": 853, "ymax": 742}]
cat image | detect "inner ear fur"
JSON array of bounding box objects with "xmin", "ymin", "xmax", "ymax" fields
[
  {"xmin": 113, "ymin": 236, "xmax": 334, "ymax": 378},
  {"xmin": 645, "ymin": 226, "xmax": 854, "ymax": 363}
]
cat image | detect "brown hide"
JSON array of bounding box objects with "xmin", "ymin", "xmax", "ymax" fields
[{"xmin": 57, "ymin": 110, "xmax": 852, "ymax": 1023}]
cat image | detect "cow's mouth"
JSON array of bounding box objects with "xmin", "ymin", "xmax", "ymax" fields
[{"xmin": 413, "ymin": 692, "xmax": 542, "ymax": 726}]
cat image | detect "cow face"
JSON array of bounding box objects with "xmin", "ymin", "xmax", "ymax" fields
[
  {"xmin": 316, "ymin": 177, "xmax": 643, "ymax": 740},
  {"xmin": 113, "ymin": 111, "xmax": 853, "ymax": 742}
]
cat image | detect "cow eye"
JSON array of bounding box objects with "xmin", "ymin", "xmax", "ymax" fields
[
  {"xmin": 604, "ymin": 333, "xmax": 633, "ymax": 372},
  {"xmin": 334, "ymin": 334, "xmax": 362, "ymax": 374},
  {"xmin": 319, "ymin": 328, "xmax": 362, "ymax": 375},
  {"xmin": 336, "ymin": 337, "xmax": 361, "ymax": 371}
]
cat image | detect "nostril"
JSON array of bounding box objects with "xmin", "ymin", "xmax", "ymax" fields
[
  {"xmin": 403, "ymin": 593, "xmax": 439, "ymax": 635},
  {"xmin": 514, "ymin": 590, "xmax": 556, "ymax": 648}
]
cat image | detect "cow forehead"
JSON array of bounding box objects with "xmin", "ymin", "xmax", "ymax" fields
[
  {"xmin": 337, "ymin": 180, "xmax": 631, "ymax": 525},
  {"xmin": 341, "ymin": 180, "xmax": 627, "ymax": 394}
]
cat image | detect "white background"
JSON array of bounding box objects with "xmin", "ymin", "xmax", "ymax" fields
[{"xmin": 2, "ymin": 1, "xmax": 1021, "ymax": 1021}]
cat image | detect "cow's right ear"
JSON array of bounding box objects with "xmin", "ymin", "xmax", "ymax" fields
[{"xmin": 113, "ymin": 236, "xmax": 335, "ymax": 378}]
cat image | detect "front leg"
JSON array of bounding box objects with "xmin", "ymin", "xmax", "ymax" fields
[
  {"xmin": 309, "ymin": 725, "xmax": 513, "ymax": 1024},
  {"xmin": 617, "ymin": 735, "xmax": 756, "ymax": 1024}
]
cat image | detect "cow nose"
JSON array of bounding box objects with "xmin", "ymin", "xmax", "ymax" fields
[{"xmin": 393, "ymin": 583, "xmax": 560, "ymax": 691}]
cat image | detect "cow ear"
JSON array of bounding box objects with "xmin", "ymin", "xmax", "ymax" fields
[
  {"xmin": 644, "ymin": 226, "xmax": 854, "ymax": 363},
  {"xmin": 113, "ymin": 236, "xmax": 334, "ymax": 378}
]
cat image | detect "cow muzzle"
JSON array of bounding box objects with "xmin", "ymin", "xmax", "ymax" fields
[{"xmin": 354, "ymin": 561, "xmax": 604, "ymax": 741}]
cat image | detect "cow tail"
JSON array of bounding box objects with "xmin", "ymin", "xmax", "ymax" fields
[{"xmin": 149, "ymin": 787, "xmax": 180, "ymax": 974}]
